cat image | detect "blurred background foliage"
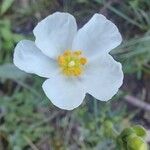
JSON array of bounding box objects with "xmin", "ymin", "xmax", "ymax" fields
[{"xmin": 0, "ymin": 0, "xmax": 150, "ymax": 149}]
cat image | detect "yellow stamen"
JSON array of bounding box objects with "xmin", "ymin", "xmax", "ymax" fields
[
  {"xmin": 57, "ymin": 50, "xmax": 87, "ymax": 77},
  {"xmin": 74, "ymin": 51, "xmax": 82, "ymax": 56},
  {"xmin": 64, "ymin": 50, "xmax": 71, "ymax": 56},
  {"xmin": 80, "ymin": 57, "xmax": 87, "ymax": 65}
]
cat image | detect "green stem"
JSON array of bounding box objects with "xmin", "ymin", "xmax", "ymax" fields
[{"xmin": 94, "ymin": 99, "xmax": 98, "ymax": 130}]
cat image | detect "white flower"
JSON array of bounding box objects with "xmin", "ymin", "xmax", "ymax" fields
[{"xmin": 13, "ymin": 12, "xmax": 123, "ymax": 110}]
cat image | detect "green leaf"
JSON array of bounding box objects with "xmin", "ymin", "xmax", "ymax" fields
[
  {"xmin": 1, "ymin": 0, "xmax": 14, "ymax": 15},
  {"xmin": 0, "ymin": 26, "xmax": 12, "ymax": 41},
  {"xmin": 0, "ymin": 63, "xmax": 28, "ymax": 80}
]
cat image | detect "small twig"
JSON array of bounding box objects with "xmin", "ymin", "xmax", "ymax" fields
[
  {"xmin": 30, "ymin": 112, "xmax": 59, "ymax": 129},
  {"xmin": 23, "ymin": 135, "xmax": 39, "ymax": 150},
  {"xmin": 124, "ymin": 95, "xmax": 150, "ymax": 111},
  {"xmin": 65, "ymin": 114, "xmax": 74, "ymax": 146},
  {"xmin": 13, "ymin": 79, "xmax": 41, "ymax": 98},
  {"xmin": 100, "ymin": 0, "xmax": 120, "ymax": 15}
]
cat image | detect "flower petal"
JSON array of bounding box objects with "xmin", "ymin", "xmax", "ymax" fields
[
  {"xmin": 42, "ymin": 76, "xmax": 85, "ymax": 110},
  {"xmin": 13, "ymin": 40, "xmax": 58, "ymax": 78},
  {"xmin": 82, "ymin": 54, "xmax": 123, "ymax": 101},
  {"xmin": 72, "ymin": 13, "xmax": 122, "ymax": 58},
  {"xmin": 33, "ymin": 12, "xmax": 77, "ymax": 58}
]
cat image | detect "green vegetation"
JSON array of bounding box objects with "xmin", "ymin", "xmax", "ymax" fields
[{"xmin": 0, "ymin": 0, "xmax": 149, "ymax": 149}]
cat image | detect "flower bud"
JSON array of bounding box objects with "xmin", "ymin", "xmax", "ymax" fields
[
  {"xmin": 132, "ymin": 125, "xmax": 147, "ymax": 137},
  {"xmin": 104, "ymin": 120, "xmax": 113, "ymax": 129},
  {"xmin": 120, "ymin": 127, "xmax": 136, "ymax": 142},
  {"xmin": 127, "ymin": 136, "xmax": 148, "ymax": 150}
]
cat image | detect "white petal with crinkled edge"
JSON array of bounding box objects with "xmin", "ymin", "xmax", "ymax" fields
[
  {"xmin": 33, "ymin": 12, "xmax": 77, "ymax": 59},
  {"xmin": 72, "ymin": 13, "xmax": 122, "ymax": 58},
  {"xmin": 13, "ymin": 40, "xmax": 59, "ymax": 78},
  {"xmin": 82, "ymin": 54, "xmax": 123, "ymax": 101},
  {"xmin": 42, "ymin": 75, "xmax": 86, "ymax": 110}
]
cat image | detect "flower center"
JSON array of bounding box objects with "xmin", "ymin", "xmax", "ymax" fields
[{"xmin": 57, "ymin": 50, "xmax": 87, "ymax": 76}]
